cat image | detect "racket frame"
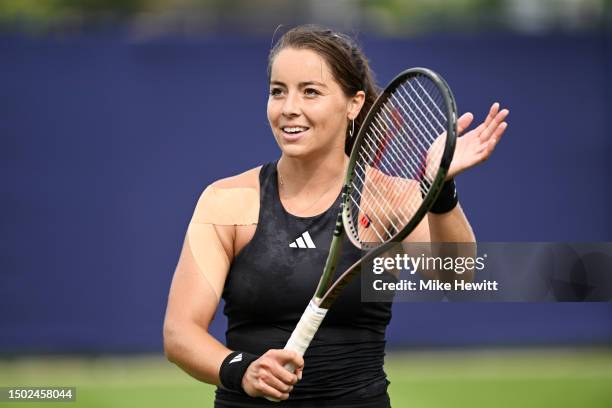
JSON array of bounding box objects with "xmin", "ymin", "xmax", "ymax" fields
[{"xmin": 314, "ymin": 67, "xmax": 457, "ymax": 309}]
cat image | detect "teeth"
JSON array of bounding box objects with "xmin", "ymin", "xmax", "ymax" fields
[{"xmin": 283, "ymin": 127, "xmax": 307, "ymax": 133}]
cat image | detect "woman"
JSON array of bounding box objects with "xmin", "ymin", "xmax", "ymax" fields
[{"xmin": 163, "ymin": 25, "xmax": 509, "ymax": 407}]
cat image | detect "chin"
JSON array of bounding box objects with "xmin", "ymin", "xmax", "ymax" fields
[{"xmin": 280, "ymin": 144, "xmax": 311, "ymax": 158}]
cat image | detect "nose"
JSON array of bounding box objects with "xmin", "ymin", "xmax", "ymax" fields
[{"xmin": 281, "ymin": 91, "xmax": 301, "ymax": 117}]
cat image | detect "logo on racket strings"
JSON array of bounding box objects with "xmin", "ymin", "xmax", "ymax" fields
[{"xmin": 360, "ymin": 214, "xmax": 371, "ymax": 228}]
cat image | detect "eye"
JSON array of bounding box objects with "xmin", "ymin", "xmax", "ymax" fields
[
  {"xmin": 269, "ymin": 87, "xmax": 284, "ymax": 97},
  {"xmin": 304, "ymin": 88, "xmax": 321, "ymax": 97}
]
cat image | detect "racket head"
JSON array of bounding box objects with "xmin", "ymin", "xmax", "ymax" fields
[{"xmin": 342, "ymin": 67, "xmax": 457, "ymax": 251}]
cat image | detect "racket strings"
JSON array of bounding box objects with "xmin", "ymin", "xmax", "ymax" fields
[
  {"xmin": 392, "ymin": 80, "xmax": 448, "ymax": 186},
  {"xmin": 348, "ymin": 74, "xmax": 449, "ymax": 247},
  {"xmin": 375, "ymin": 80, "xmax": 447, "ymax": 182},
  {"xmin": 404, "ymin": 79, "xmax": 447, "ymax": 131},
  {"xmin": 367, "ymin": 98, "xmax": 440, "ymax": 214},
  {"xmin": 362, "ymin": 130, "xmax": 416, "ymax": 198},
  {"xmin": 353, "ymin": 159, "xmax": 406, "ymax": 230},
  {"xmin": 395, "ymin": 85, "xmax": 446, "ymax": 160},
  {"xmin": 387, "ymin": 95, "xmax": 436, "ymax": 160},
  {"xmin": 358, "ymin": 138, "xmax": 416, "ymax": 223},
  {"xmin": 387, "ymin": 95, "xmax": 439, "ymax": 192},
  {"xmin": 374, "ymin": 109, "xmax": 427, "ymax": 181},
  {"xmin": 370, "ymin": 104, "xmax": 430, "ymax": 184},
  {"xmin": 348, "ymin": 190, "xmax": 388, "ymax": 241},
  {"xmin": 383, "ymin": 93, "xmax": 434, "ymax": 155},
  {"xmin": 371, "ymin": 118, "xmax": 423, "ymax": 180},
  {"xmin": 398, "ymin": 79, "xmax": 448, "ymax": 182},
  {"xmin": 351, "ymin": 160, "xmax": 407, "ymax": 233},
  {"xmin": 352, "ymin": 135, "xmax": 420, "ymax": 242}
]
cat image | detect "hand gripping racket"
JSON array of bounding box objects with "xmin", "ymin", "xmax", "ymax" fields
[{"xmin": 268, "ymin": 67, "xmax": 457, "ymax": 400}]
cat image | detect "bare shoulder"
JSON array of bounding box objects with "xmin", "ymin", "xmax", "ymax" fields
[
  {"xmin": 191, "ymin": 166, "xmax": 262, "ymax": 226},
  {"xmin": 209, "ymin": 166, "xmax": 262, "ymax": 190}
]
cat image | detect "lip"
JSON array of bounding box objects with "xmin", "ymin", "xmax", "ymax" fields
[{"xmin": 280, "ymin": 127, "xmax": 309, "ymax": 142}]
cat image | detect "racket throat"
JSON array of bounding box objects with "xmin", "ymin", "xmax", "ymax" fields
[{"xmin": 314, "ymin": 232, "xmax": 344, "ymax": 299}]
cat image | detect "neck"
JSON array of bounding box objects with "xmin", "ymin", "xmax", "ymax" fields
[{"xmin": 277, "ymin": 148, "xmax": 348, "ymax": 196}]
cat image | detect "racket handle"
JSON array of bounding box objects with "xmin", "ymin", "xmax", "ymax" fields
[
  {"xmin": 265, "ymin": 300, "xmax": 327, "ymax": 402},
  {"xmin": 284, "ymin": 300, "xmax": 327, "ymax": 357}
]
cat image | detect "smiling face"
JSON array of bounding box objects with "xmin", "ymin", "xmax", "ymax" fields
[{"xmin": 267, "ymin": 47, "xmax": 360, "ymax": 159}]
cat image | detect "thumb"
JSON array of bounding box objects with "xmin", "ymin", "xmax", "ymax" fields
[
  {"xmin": 457, "ymin": 112, "xmax": 474, "ymax": 135},
  {"xmin": 276, "ymin": 350, "xmax": 304, "ymax": 370}
]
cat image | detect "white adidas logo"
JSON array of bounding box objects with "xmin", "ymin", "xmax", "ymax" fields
[
  {"xmin": 289, "ymin": 231, "xmax": 316, "ymax": 249},
  {"xmin": 229, "ymin": 353, "xmax": 243, "ymax": 364}
]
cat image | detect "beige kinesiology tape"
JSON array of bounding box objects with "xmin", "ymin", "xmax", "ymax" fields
[
  {"xmin": 186, "ymin": 185, "xmax": 259, "ymax": 300},
  {"xmin": 191, "ymin": 185, "xmax": 259, "ymax": 225}
]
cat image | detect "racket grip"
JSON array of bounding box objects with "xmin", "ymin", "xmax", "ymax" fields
[
  {"xmin": 265, "ymin": 300, "xmax": 327, "ymax": 402},
  {"xmin": 284, "ymin": 300, "xmax": 328, "ymax": 358}
]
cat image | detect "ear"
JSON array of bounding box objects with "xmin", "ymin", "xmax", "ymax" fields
[{"xmin": 347, "ymin": 90, "xmax": 366, "ymax": 120}]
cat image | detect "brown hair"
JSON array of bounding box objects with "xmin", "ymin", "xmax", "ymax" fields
[{"xmin": 268, "ymin": 25, "xmax": 379, "ymax": 154}]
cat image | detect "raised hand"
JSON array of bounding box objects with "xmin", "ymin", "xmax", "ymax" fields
[{"xmin": 447, "ymin": 102, "xmax": 509, "ymax": 179}]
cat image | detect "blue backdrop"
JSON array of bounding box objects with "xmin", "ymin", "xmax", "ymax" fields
[{"xmin": 1, "ymin": 31, "xmax": 611, "ymax": 352}]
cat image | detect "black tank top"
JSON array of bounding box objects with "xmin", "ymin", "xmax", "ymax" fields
[{"xmin": 215, "ymin": 162, "xmax": 393, "ymax": 407}]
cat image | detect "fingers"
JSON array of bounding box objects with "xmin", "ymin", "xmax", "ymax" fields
[
  {"xmin": 253, "ymin": 379, "xmax": 291, "ymax": 401},
  {"xmin": 492, "ymin": 121, "xmax": 508, "ymax": 144},
  {"xmin": 482, "ymin": 102, "xmax": 499, "ymax": 129},
  {"xmin": 269, "ymin": 362, "xmax": 299, "ymax": 386},
  {"xmin": 478, "ymin": 122, "xmax": 508, "ymax": 161},
  {"xmin": 258, "ymin": 370, "xmax": 294, "ymax": 397},
  {"xmin": 242, "ymin": 349, "xmax": 303, "ymax": 400},
  {"xmin": 458, "ymin": 103, "xmax": 507, "ymax": 141},
  {"xmin": 295, "ymin": 367, "xmax": 303, "ymax": 381},
  {"xmin": 457, "ymin": 112, "xmax": 474, "ymax": 135},
  {"xmin": 479, "ymin": 103, "xmax": 509, "ymax": 143},
  {"xmin": 486, "ymin": 122, "xmax": 508, "ymax": 153},
  {"xmin": 275, "ymin": 349, "xmax": 305, "ymax": 374}
]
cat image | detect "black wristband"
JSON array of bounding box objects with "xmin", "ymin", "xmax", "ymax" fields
[
  {"xmin": 429, "ymin": 179, "xmax": 458, "ymax": 214},
  {"xmin": 219, "ymin": 351, "xmax": 259, "ymax": 393}
]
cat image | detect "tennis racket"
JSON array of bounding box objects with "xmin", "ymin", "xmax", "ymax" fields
[{"xmin": 268, "ymin": 67, "xmax": 457, "ymax": 400}]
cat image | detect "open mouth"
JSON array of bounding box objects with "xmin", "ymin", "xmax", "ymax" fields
[{"xmin": 281, "ymin": 126, "xmax": 309, "ymax": 135}]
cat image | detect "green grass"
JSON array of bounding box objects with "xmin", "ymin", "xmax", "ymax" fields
[
  {"xmin": 1, "ymin": 349, "xmax": 611, "ymax": 407},
  {"xmin": 385, "ymin": 349, "xmax": 612, "ymax": 407}
]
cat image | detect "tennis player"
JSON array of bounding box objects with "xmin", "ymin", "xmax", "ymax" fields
[{"xmin": 163, "ymin": 25, "xmax": 509, "ymax": 407}]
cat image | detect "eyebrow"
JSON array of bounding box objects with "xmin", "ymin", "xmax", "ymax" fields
[{"xmin": 269, "ymin": 80, "xmax": 328, "ymax": 88}]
